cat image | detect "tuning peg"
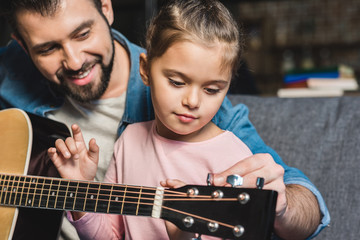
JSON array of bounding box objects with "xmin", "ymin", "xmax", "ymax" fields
[
  {"xmin": 226, "ymin": 174, "xmax": 243, "ymax": 187},
  {"xmin": 256, "ymin": 177, "xmax": 265, "ymax": 189},
  {"xmin": 207, "ymin": 173, "xmax": 213, "ymax": 186}
]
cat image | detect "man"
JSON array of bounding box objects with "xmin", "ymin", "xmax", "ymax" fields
[{"xmin": 0, "ymin": 0, "xmax": 329, "ymax": 239}]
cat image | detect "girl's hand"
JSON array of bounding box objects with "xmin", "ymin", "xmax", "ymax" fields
[
  {"xmin": 47, "ymin": 124, "xmax": 99, "ymax": 181},
  {"xmin": 161, "ymin": 179, "xmax": 195, "ymax": 240}
]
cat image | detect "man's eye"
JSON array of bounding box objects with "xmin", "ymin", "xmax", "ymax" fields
[
  {"xmin": 205, "ymin": 88, "xmax": 220, "ymax": 94},
  {"xmin": 38, "ymin": 45, "xmax": 57, "ymax": 55},
  {"xmin": 169, "ymin": 79, "xmax": 185, "ymax": 87},
  {"xmin": 77, "ymin": 30, "xmax": 90, "ymax": 40}
]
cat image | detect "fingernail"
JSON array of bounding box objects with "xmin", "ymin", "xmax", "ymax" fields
[
  {"xmin": 74, "ymin": 154, "xmax": 79, "ymax": 159},
  {"xmin": 65, "ymin": 152, "xmax": 71, "ymax": 158},
  {"xmin": 214, "ymin": 176, "xmax": 224, "ymax": 186}
]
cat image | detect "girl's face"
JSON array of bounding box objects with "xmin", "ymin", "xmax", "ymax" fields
[{"xmin": 140, "ymin": 41, "xmax": 232, "ymax": 142}]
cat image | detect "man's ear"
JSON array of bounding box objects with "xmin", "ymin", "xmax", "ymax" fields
[
  {"xmin": 11, "ymin": 33, "xmax": 28, "ymax": 54},
  {"xmin": 100, "ymin": 0, "xmax": 114, "ymax": 25},
  {"xmin": 139, "ymin": 53, "xmax": 150, "ymax": 86}
]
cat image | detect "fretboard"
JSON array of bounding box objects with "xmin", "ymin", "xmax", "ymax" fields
[{"xmin": 0, "ymin": 173, "xmax": 164, "ymax": 218}]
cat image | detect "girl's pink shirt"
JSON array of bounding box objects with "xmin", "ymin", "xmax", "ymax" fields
[{"xmin": 69, "ymin": 120, "xmax": 253, "ymax": 239}]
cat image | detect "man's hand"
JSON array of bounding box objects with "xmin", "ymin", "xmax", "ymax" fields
[
  {"xmin": 211, "ymin": 153, "xmax": 320, "ymax": 239},
  {"xmin": 212, "ymin": 153, "xmax": 287, "ymax": 216},
  {"xmin": 47, "ymin": 124, "xmax": 99, "ymax": 181}
]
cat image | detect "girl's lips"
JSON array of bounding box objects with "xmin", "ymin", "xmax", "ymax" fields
[{"xmin": 177, "ymin": 113, "xmax": 197, "ymax": 123}]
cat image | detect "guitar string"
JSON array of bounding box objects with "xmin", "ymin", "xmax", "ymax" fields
[
  {"xmin": 0, "ymin": 174, "xmax": 237, "ymax": 200},
  {"xmin": 0, "ymin": 174, "xmax": 239, "ymax": 230},
  {"xmin": 161, "ymin": 205, "xmax": 235, "ymax": 229}
]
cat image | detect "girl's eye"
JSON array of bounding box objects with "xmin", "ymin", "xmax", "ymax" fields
[
  {"xmin": 205, "ymin": 88, "xmax": 220, "ymax": 94},
  {"xmin": 169, "ymin": 79, "xmax": 185, "ymax": 87}
]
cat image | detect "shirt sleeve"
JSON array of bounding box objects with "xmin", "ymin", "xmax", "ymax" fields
[
  {"xmin": 213, "ymin": 96, "xmax": 330, "ymax": 239},
  {"xmin": 66, "ymin": 145, "xmax": 125, "ymax": 240}
]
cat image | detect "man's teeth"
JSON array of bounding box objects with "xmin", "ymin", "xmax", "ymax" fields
[{"xmin": 75, "ymin": 69, "xmax": 91, "ymax": 79}]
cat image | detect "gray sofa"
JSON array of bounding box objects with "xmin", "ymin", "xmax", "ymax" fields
[{"xmin": 228, "ymin": 94, "xmax": 360, "ymax": 240}]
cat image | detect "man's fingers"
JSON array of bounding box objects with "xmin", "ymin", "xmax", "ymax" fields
[{"xmin": 212, "ymin": 153, "xmax": 282, "ymax": 187}]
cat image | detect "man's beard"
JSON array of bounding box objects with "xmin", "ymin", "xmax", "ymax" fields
[{"xmin": 55, "ymin": 41, "xmax": 115, "ymax": 103}]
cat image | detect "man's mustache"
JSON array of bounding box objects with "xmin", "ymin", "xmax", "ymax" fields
[{"xmin": 56, "ymin": 59, "xmax": 101, "ymax": 79}]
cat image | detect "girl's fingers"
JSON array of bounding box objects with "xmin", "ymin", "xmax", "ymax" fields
[{"xmin": 71, "ymin": 124, "xmax": 86, "ymax": 145}]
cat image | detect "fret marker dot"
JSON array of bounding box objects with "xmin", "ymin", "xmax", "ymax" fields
[
  {"xmin": 70, "ymin": 193, "xmax": 74, "ymax": 197},
  {"xmin": 13, "ymin": 188, "xmax": 16, "ymax": 192},
  {"xmin": 52, "ymin": 192, "xmax": 55, "ymax": 196},
  {"xmin": 4, "ymin": 187, "xmax": 6, "ymax": 191},
  {"xmin": 32, "ymin": 180, "xmax": 36, "ymax": 183},
  {"xmin": 28, "ymin": 199, "xmax": 32, "ymax": 204},
  {"xmin": 115, "ymin": 197, "xmax": 119, "ymax": 201},
  {"xmin": 90, "ymin": 195, "xmax": 94, "ymax": 199}
]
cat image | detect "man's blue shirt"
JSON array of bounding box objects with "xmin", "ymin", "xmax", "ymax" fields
[{"xmin": 0, "ymin": 29, "xmax": 329, "ymax": 238}]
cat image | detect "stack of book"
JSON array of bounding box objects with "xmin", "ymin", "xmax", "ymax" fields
[{"xmin": 277, "ymin": 65, "xmax": 359, "ymax": 98}]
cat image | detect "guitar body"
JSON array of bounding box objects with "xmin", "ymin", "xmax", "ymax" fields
[
  {"xmin": 0, "ymin": 108, "xmax": 71, "ymax": 240},
  {"xmin": 0, "ymin": 108, "xmax": 278, "ymax": 240}
]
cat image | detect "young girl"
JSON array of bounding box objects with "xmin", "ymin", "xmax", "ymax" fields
[{"xmin": 48, "ymin": 0, "xmax": 255, "ymax": 239}]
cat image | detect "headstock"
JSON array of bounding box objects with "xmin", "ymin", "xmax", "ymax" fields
[{"xmin": 161, "ymin": 185, "xmax": 277, "ymax": 239}]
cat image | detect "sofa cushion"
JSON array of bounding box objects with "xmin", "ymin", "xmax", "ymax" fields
[{"xmin": 228, "ymin": 95, "xmax": 360, "ymax": 240}]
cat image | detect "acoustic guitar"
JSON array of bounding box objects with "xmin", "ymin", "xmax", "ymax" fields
[{"xmin": 0, "ymin": 108, "xmax": 277, "ymax": 240}]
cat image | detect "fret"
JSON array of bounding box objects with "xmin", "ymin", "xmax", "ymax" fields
[
  {"xmin": 137, "ymin": 187, "xmax": 156, "ymax": 217},
  {"xmin": 46, "ymin": 179, "xmax": 54, "ymax": 208},
  {"xmin": 120, "ymin": 186, "xmax": 155, "ymax": 217},
  {"xmin": 107, "ymin": 184, "xmax": 126, "ymax": 215},
  {"xmin": 47, "ymin": 179, "xmax": 61, "ymax": 209},
  {"xmin": 10, "ymin": 175, "xmax": 20, "ymax": 206},
  {"xmin": 83, "ymin": 182, "xmax": 100, "ymax": 212},
  {"xmin": 25, "ymin": 177, "xmax": 35, "ymax": 206},
  {"xmin": 62, "ymin": 180, "xmax": 71, "ymax": 209},
  {"xmin": 0, "ymin": 174, "xmax": 155, "ymax": 218},
  {"xmin": 72, "ymin": 181, "xmax": 80, "ymax": 210},
  {"xmin": 73, "ymin": 181, "xmax": 87, "ymax": 211},
  {"xmin": 0, "ymin": 174, "xmax": 5, "ymax": 204},
  {"xmin": 135, "ymin": 186, "xmax": 142, "ymax": 216},
  {"xmin": 106, "ymin": 184, "xmax": 114, "ymax": 213},
  {"xmin": 39, "ymin": 178, "xmax": 52, "ymax": 208},
  {"xmin": 3, "ymin": 175, "xmax": 11, "ymax": 205},
  {"xmin": 16, "ymin": 176, "xmax": 26, "ymax": 206},
  {"xmin": 95, "ymin": 183, "xmax": 113, "ymax": 213},
  {"xmin": 120, "ymin": 185, "xmax": 127, "ymax": 214},
  {"xmin": 54, "ymin": 179, "xmax": 67, "ymax": 210},
  {"xmin": 33, "ymin": 177, "xmax": 43, "ymax": 207},
  {"xmin": 22, "ymin": 176, "xmax": 31, "ymax": 207},
  {"xmin": 63, "ymin": 180, "xmax": 79, "ymax": 211},
  {"xmin": 94, "ymin": 183, "xmax": 101, "ymax": 212},
  {"xmin": 38, "ymin": 177, "xmax": 45, "ymax": 207},
  {"xmin": 7, "ymin": 175, "xmax": 15, "ymax": 205}
]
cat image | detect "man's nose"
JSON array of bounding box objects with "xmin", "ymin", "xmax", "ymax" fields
[{"xmin": 61, "ymin": 44, "xmax": 83, "ymax": 71}]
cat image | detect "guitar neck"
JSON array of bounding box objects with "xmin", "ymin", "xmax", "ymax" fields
[{"xmin": 0, "ymin": 173, "xmax": 164, "ymax": 218}]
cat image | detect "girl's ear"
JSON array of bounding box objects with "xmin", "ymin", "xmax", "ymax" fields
[{"xmin": 139, "ymin": 53, "xmax": 150, "ymax": 86}]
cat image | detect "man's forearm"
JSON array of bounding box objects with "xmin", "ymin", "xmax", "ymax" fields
[{"xmin": 274, "ymin": 184, "xmax": 321, "ymax": 240}]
